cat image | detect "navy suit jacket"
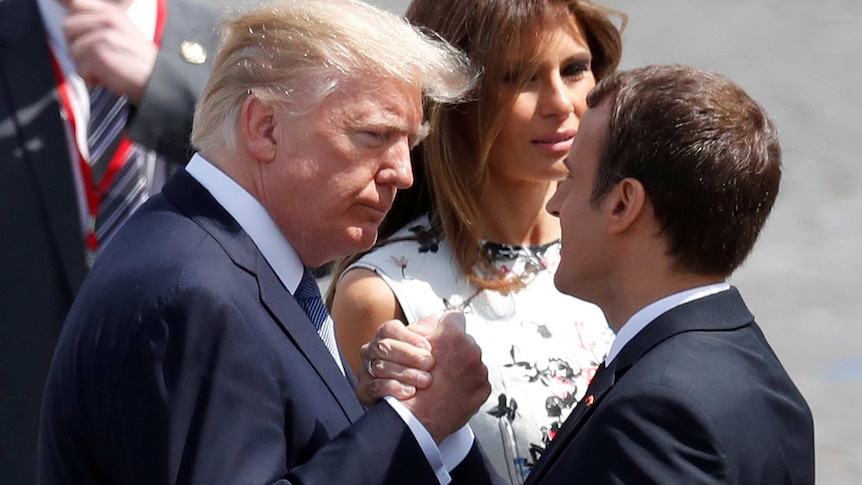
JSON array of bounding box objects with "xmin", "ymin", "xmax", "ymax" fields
[
  {"xmin": 526, "ymin": 288, "xmax": 815, "ymax": 484},
  {"xmin": 39, "ymin": 171, "xmax": 495, "ymax": 484},
  {"xmin": 0, "ymin": 0, "xmax": 219, "ymax": 481}
]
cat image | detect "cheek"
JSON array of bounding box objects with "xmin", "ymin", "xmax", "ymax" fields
[
  {"xmin": 503, "ymin": 94, "xmax": 539, "ymax": 132},
  {"xmin": 569, "ymin": 79, "xmax": 595, "ymax": 118},
  {"xmin": 558, "ymin": 192, "xmax": 588, "ymax": 239}
]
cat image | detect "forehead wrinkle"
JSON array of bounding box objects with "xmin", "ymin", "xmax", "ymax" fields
[{"xmin": 342, "ymin": 99, "xmax": 413, "ymax": 129}]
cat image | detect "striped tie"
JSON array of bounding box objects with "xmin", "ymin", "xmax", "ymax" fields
[
  {"xmin": 294, "ymin": 269, "xmax": 343, "ymax": 369},
  {"xmin": 87, "ymin": 87, "xmax": 151, "ymax": 250}
]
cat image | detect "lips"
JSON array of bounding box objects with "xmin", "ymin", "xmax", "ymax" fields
[
  {"xmin": 532, "ymin": 130, "xmax": 576, "ymax": 153},
  {"xmin": 534, "ymin": 130, "xmax": 576, "ymax": 145}
]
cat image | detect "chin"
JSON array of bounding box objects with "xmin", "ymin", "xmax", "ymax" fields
[
  {"xmin": 554, "ymin": 267, "xmax": 587, "ymax": 300},
  {"xmin": 344, "ymin": 226, "xmax": 379, "ymax": 253},
  {"xmin": 553, "ymin": 269, "xmax": 571, "ymax": 295}
]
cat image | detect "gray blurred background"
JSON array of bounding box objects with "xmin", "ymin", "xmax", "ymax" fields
[{"xmin": 207, "ymin": 1, "xmax": 862, "ymax": 482}]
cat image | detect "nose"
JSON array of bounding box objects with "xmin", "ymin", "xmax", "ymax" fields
[
  {"xmin": 546, "ymin": 183, "xmax": 563, "ymax": 217},
  {"xmin": 376, "ymin": 142, "xmax": 414, "ymax": 190},
  {"xmin": 540, "ymin": 76, "xmax": 575, "ymax": 119}
]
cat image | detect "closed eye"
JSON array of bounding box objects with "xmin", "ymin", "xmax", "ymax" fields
[{"xmin": 356, "ymin": 130, "xmax": 389, "ymax": 148}]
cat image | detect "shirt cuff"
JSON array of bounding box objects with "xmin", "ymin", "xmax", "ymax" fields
[{"xmin": 384, "ymin": 396, "xmax": 474, "ymax": 484}]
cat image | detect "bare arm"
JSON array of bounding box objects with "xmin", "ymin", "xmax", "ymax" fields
[{"xmin": 331, "ymin": 268, "xmax": 406, "ymax": 377}]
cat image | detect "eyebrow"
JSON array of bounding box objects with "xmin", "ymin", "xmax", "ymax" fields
[
  {"xmin": 565, "ymin": 51, "xmax": 593, "ymax": 63},
  {"xmin": 410, "ymin": 122, "xmax": 431, "ymax": 148}
]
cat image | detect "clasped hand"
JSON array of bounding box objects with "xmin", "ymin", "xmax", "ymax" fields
[{"xmin": 357, "ymin": 311, "xmax": 490, "ymax": 444}]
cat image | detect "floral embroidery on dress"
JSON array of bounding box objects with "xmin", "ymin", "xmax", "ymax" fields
[
  {"xmin": 387, "ymin": 256, "xmax": 409, "ymax": 278},
  {"xmin": 409, "ymin": 224, "xmax": 440, "ymax": 253}
]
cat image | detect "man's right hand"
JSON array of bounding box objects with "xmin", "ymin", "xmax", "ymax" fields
[
  {"xmin": 362, "ymin": 311, "xmax": 490, "ymax": 443},
  {"xmin": 62, "ymin": 0, "xmax": 158, "ymax": 105}
]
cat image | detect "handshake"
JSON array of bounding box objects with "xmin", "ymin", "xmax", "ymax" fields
[{"xmin": 357, "ymin": 311, "xmax": 491, "ymax": 444}]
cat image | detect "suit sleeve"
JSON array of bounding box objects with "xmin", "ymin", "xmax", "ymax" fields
[
  {"xmin": 571, "ymin": 384, "xmax": 729, "ymax": 483},
  {"xmin": 108, "ymin": 287, "xmax": 454, "ymax": 484},
  {"xmin": 127, "ymin": 0, "xmax": 220, "ymax": 165},
  {"xmin": 450, "ymin": 441, "xmax": 505, "ymax": 485}
]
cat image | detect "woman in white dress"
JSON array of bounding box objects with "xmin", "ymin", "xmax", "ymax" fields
[{"xmin": 328, "ymin": 1, "xmax": 625, "ymax": 482}]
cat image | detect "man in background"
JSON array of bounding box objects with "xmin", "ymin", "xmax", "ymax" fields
[
  {"xmin": 528, "ymin": 64, "xmax": 815, "ymax": 483},
  {"xmin": 39, "ymin": 0, "xmax": 498, "ymax": 483},
  {"xmin": 0, "ymin": 0, "xmax": 220, "ymax": 481}
]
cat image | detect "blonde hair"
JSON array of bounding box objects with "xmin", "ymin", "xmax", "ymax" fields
[{"xmin": 191, "ymin": 0, "xmax": 476, "ymax": 157}]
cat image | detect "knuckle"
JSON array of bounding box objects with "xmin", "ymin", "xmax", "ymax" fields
[
  {"xmin": 376, "ymin": 340, "xmax": 393, "ymax": 359},
  {"xmin": 378, "ymin": 319, "xmax": 399, "ymax": 335}
]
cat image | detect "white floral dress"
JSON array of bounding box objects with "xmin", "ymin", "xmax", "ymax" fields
[{"xmin": 344, "ymin": 216, "xmax": 614, "ymax": 484}]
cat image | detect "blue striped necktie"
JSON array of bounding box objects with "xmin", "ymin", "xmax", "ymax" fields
[
  {"xmin": 87, "ymin": 86, "xmax": 151, "ymax": 257},
  {"xmin": 294, "ymin": 269, "xmax": 342, "ymax": 368}
]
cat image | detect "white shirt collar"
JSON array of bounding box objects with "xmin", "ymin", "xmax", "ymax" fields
[
  {"xmin": 185, "ymin": 153, "xmax": 305, "ymax": 293},
  {"xmin": 605, "ymin": 282, "xmax": 731, "ymax": 364}
]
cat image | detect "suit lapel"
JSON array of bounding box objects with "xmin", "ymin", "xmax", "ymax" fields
[
  {"xmin": 527, "ymin": 288, "xmax": 754, "ymax": 483},
  {"xmin": 0, "ymin": 0, "xmax": 88, "ymax": 293},
  {"xmin": 257, "ymin": 264, "xmax": 364, "ymax": 421},
  {"xmin": 163, "ymin": 171, "xmax": 364, "ymax": 422}
]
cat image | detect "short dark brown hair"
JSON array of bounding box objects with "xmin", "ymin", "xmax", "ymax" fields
[{"xmin": 587, "ymin": 64, "xmax": 782, "ymax": 276}]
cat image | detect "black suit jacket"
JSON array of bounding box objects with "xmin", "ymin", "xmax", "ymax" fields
[
  {"xmin": 526, "ymin": 288, "xmax": 815, "ymax": 484},
  {"xmin": 0, "ymin": 0, "xmax": 219, "ymax": 481},
  {"xmin": 39, "ymin": 171, "xmax": 496, "ymax": 484}
]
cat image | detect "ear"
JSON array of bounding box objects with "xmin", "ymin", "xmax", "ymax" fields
[
  {"xmin": 605, "ymin": 177, "xmax": 646, "ymax": 235},
  {"xmin": 240, "ymin": 96, "xmax": 277, "ymax": 163}
]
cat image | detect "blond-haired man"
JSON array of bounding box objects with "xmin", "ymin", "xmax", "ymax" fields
[{"xmin": 39, "ymin": 1, "xmax": 498, "ymax": 483}]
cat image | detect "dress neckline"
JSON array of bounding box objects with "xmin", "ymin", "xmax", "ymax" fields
[{"xmin": 482, "ymin": 239, "xmax": 560, "ymax": 266}]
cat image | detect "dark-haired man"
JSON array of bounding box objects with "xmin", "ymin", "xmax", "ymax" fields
[{"xmin": 528, "ymin": 64, "xmax": 815, "ymax": 483}]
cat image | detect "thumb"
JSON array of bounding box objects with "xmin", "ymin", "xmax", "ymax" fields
[
  {"xmin": 433, "ymin": 310, "xmax": 466, "ymax": 335},
  {"xmin": 408, "ymin": 313, "xmax": 440, "ymax": 339}
]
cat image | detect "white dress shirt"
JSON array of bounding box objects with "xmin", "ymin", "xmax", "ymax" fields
[
  {"xmin": 185, "ymin": 153, "xmax": 474, "ymax": 484},
  {"xmin": 606, "ymin": 282, "xmax": 732, "ymax": 364}
]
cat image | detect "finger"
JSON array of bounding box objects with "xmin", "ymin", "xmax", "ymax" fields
[
  {"xmin": 375, "ymin": 319, "xmax": 432, "ymax": 352},
  {"xmin": 376, "ymin": 380, "xmax": 418, "ymax": 400},
  {"xmin": 355, "ymin": 375, "xmax": 417, "ymax": 407},
  {"xmin": 424, "ymin": 310, "xmax": 468, "ymax": 347},
  {"xmin": 361, "ymin": 337, "xmax": 434, "ymax": 372},
  {"xmin": 406, "ymin": 313, "xmax": 439, "ymax": 337},
  {"xmin": 65, "ymin": 30, "xmax": 105, "ymax": 83},
  {"xmin": 436, "ymin": 310, "xmax": 466, "ymax": 333},
  {"xmin": 63, "ymin": 11, "xmax": 101, "ymax": 44},
  {"xmin": 64, "ymin": 0, "xmax": 121, "ymax": 15},
  {"xmin": 368, "ymin": 359, "xmax": 432, "ymax": 390},
  {"xmin": 63, "ymin": 5, "xmax": 125, "ymax": 43}
]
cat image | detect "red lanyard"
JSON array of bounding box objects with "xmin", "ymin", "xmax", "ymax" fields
[{"xmin": 48, "ymin": 0, "xmax": 167, "ymax": 252}]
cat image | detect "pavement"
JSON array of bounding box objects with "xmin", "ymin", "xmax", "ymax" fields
[{"xmin": 207, "ymin": 1, "xmax": 862, "ymax": 482}]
